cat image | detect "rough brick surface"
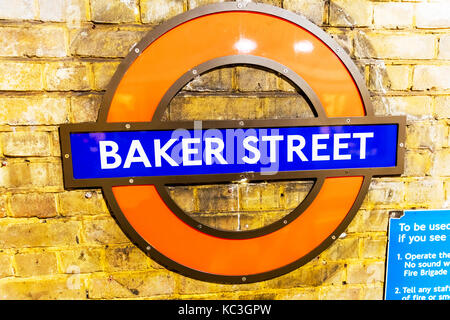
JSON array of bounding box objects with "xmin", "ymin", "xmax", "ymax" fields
[{"xmin": 0, "ymin": 0, "xmax": 447, "ymax": 301}]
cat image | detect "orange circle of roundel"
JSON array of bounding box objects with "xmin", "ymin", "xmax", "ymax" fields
[{"xmin": 106, "ymin": 10, "xmax": 365, "ymax": 278}]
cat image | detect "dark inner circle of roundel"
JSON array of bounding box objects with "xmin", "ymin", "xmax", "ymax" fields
[
  {"xmin": 95, "ymin": 3, "xmax": 379, "ymax": 284},
  {"xmin": 152, "ymin": 55, "xmax": 328, "ymax": 240}
]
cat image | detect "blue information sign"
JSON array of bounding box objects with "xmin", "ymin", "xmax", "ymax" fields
[
  {"xmin": 69, "ymin": 124, "xmax": 398, "ymax": 180},
  {"xmin": 385, "ymin": 210, "xmax": 450, "ymax": 300}
]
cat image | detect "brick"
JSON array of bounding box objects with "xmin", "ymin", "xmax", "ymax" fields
[
  {"xmin": 239, "ymin": 184, "xmax": 261, "ymax": 211},
  {"xmin": 70, "ymin": 27, "xmax": 146, "ymax": 57},
  {"xmin": 184, "ymin": 68, "xmax": 233, "ymax": 92},
  {"xmin": 260, "ymin": 183, "xmax": 282, "ymax": 210},
  {"xmin": 89, "ymin": 271, "xmax": 175, "ymax": 298},
  {"xmin": 433, "ymin": 150, "xmax": 450, "ymax": 177},
  {"xmin": 369, "ymin": 64, "xmax": 411, "ymax": 92},
  {"xmin": 0, "ymin": 62, "xmax": 43, "ymax": 91},
  {"xmin": 346, "ymin": 262, "xmax": 384, "ymax": 284},
  {"xmin": 0, "ymin": 27, "xmax": 67, "ymax": 57},
  {"xmin": 188, "ymin": 0, "xmax": 225, "ymax": 9},
  {"xmin": 0, "ymin": 196, "xmax": 6, "ymax": 217},
  {"xmin": 362, "ymin": 286, "xmax": 384, "ymax": 300},
  {"xmin": 347, "ymin": 210, "xmax": 389, "ymax": 233},
  {"xmin": 360, "ymin": 237, "xmax": 387, "ymax": 259},
  {"xmin": 413, "ymin": 65, "xmax": 450, "ymax": 91},
  {"xmin": 10, "ymin": 193, "xmax": 57, "ymax": 218},
  {"xmin": 262, "ymin": 96, "xmax": 312, "ymax": 119},
  {"xmin": 355, "ymin": 32, "xmax": 436, "ymax": 60},
  {"xmin": 0, "ymin": 254, "xmax": 14, "ymax": 278},
  {"xmin": 435, "ymin": 96, "xmax": 450, "ymax": 119},
  {"xmin": 196, "ymin": 184, "xmax": 239, "ymax": 213},
  {"xmin": 372, "ymin": 96, "xmax": 433, "ymax": 120},
  {"xmin": 327, "ymin": 29, "xmax": 353, "ymax": 56},
  {"xmin": 194, "ymin": 214, "xmax": 240, "ymax": 231},
  {"xmin": 82, "ymin": 218, "xmax": 129, "ymax": 245},
  {"xmin": 4, "ymin": 162, "xmax": 62, "ymax": 189},
  {"xmin": 58, "ymin": 191, "xmax": 106, "ymax": 216},
  {"xmin": 329, "ymin": 0, "xmax": 373, "ymax": 27},
  {"xmin": 406, "ymin": 178, "xmax": 445, "ymax": 206},
  {"xmin": 404, "ymin": 150, "xmax": 433, "ymax": 177},
  {"xmin": 2, "ymin": 131, "xmax": 51, "ymax": 157},
  {"xmin": 0, "ymin": 277, "xmax": 87, "ymax": 300},
  {"xmin": 105, "ymin": 246, "xmax": 149, "ymax": 271},
  {"xmin": 373, "ymin": 3, "xmax": 414, "ymax": 29},
  {"xmin": 235, "ymin": 66, "xmax": 279, "ymax": 92},
  {"xmin": 92, "ymin": 62, "xmax": 120, "ymax": 90},
  {"xmin": 416, "ymin": 3, "xmax": 450, "ymax": 29},
  {"xmin": 406, "ymin": 121, "xmax": 447, "ymax": 150},
  {"xmin": 281, "ymin": 181, "xmax": 314, "ymax": 210},
  {"xmin": 283, "ymin": 0, "xmax": 325, "ymax": 25},
  {"xmin": 44, "ymin": 62, "xmax": 91, "ymax": 91},
  {"xmin": 0, "ymin": 220, "xmax": 81, "ymax": 248},
  {"xmin": 14, "ymin": 251, "xmax": 58, "ymax": 276},
  {"xmin": 0, "ymin": 96, "xmax": 69, "ymax": 125},
  {"xmin": 39, "ymin": 0, "xmax": 87, "ymax": 23},
  {"xmin": 167, "ymin": 186, "xmax": 196, "ymax": 213},
  {"xmin": 141, "ymin": 0, "xmax": 184, "ymax": 24},
  {"xmin": 59, "ymin": 248, "xmax": 103, "ymax": 273},
  {"xmin": 276, "ymin": 288, "xmax": 318, "ymax": 300},
  {"xmin": 70, "ymin": 94, "xmax": 102, "ymax": 123},
  {"xmin": 439, "ymin": 36, "xmax": 450, "ymax": 60},
  {"xmin": 178, "ymin": 276, "xmax": 259, "ymax": 295},
  {"xmin": 320, "ymin": 237, "xmax": 359, "ymax": 261},
  {"xmin": 91, "ymin": 0, "xmax": 138, "ymax": 23},
  {"xmin": 0, "ymin": 0, "xmax": 37, "ymax": 20},
  {"xmin": 368, "ymin": 179, "xmax": 405, "ymax": 206}
]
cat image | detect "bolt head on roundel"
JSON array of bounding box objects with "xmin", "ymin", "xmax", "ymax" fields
[{"xmin": 59, "ymin": 3, "xmax": 405, "ymax": 284}]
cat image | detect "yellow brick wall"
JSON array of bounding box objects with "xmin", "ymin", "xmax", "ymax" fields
[{"xmin": 0, "ymin": 0, "xmax": 448, "ymax": 300}]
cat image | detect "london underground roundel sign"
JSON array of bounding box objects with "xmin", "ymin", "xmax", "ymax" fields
[{"xmin": 60, "ymin": 3, "xmax": 405, "ymax": 283}]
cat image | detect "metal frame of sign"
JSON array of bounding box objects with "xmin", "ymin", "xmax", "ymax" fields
[{"xmin": 59, "ymin": 2, "xmax": 406, "ymax": 283}]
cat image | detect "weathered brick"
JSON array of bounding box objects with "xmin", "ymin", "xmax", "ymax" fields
[
  {"xmin": 372, "ymin": 96, "xmax": 433, "ymax": 120},
  {"xmin": 346, "ymin": 262, "xmax": 384, "ymax": 285},
  {"xmin": 91, "ymin": 0, "xmax": 139, "ymax": 23},
  {"xmin": 0, "ymin": 96, "xmax": 69, "ymax": 125},
  {"xmin": 320, "ymin": 237, "xmax": 359, "ymax": 261},
  {"xmin": 44, "ymin": 62, "xmax": 91, "ymax": 91},
  {"xmin": 0, "ymin": 277, "xmax": 87, "ymax": 299},
  {"xmin": 4, "ymin": 161, "xmax": 62, "ymax": 189},
  {"xmin": 105, "ymin": 246, "xmax": 149, "ymax": 271},
  {"xmin": 0, "ymin": 62, "xmax": 43, "ymax": 91},
  {"xmin": 2, "ymin": 131, "xmax": 51, "ymax": 157},
  {"xmin": 235, "ymin": 66, "xmax": 279, "ymax": 92},
  {"xmin": 404, "ymin": 150, "xmax": 433, "ymax": 177},
  {"xmin": 369, "ymin": 64, "xmax": 411, "ymax": 92},
  {"xmin": 0, "ymin": 254, "xmax": 14, "ymax": 278},
  {"xmin": 361, "ymin": 237, "xmax": 387, "ymax": 259},
  {"xmin": 14, "ymin": 251, "xmax": 58, "ymax": 276},
  {"xmin": 188, "ymin": 0, "xmax": 225, "ymax": 9},
  {"xmin": 0, "ymin": 27, "xmax": 67, "ymax": 57},
  {"xmin": 141, "ymin": 0, "xmax": 184, "ymax": 24},
  {"xmin": 373, "ymin": 2, "xmax": 414, "ymax": 29},
  {"xmin": 406, "ymin": 178, "xmax": 445, "ymax": 206},
  {"xmin": 70, "ymin": 27, "xmax": 146, "ymax": 57},
  {"xmin": 58, "ymin": 191, "xmax": 106, "ymax": 216},
  {"xmin": 281, "ymin": 181, "xmax": 314, "ymax": 210},
  {"xmin": 416, "ymin": 3, "xmax": 450, "ymax": 29},
  {"xmin": 70, "ymin": 94, "xmax": 102, "ymax": 123},
  {"xmin": 347, "ymin": 210, "xmax": 389, "ymax": 233},
  {"xmin": 435, "ymin": 96, "xmax": 450, "ymax": 119},
  {"xmin": 0, "ymin": 0, "xmax": 37, "ymax": 20},
  {"xmin": 82, "ymin": 218, "xmax": 129, "ymax": 245},
  {"xmin": 413, "ymin": 65, "xmax": 450, "ymax": 91},
  {"xmin": 59, "ymin": 248, "xmax": 103, "ymax": 273},
  {"xmin": 196, "ymin": 184, "xmax": 239, "ymax": 213},
  {"xmin": 0, "ymin": 220, "xmax": 81, "ymax": 248},
  {"xmin": 89, "ymin": 271, "xmax": 175, "ymax": 298},
  {"xmin": 184, "ymin": 68, "xmax": 233, "ymax": 92},
  {"xmin": 433, "ymin": 150, "xmax": 450, "ymax": 177},
  {"xmin": 283, "ymin": 0, "xmax": 325, "ymax": 25},
  {"xmin": 38, "ymin": 0, "xmax": 88, "ymax": 23},
  {"xmin": 355, "ymin": 32, "xmax": 436, "ymax": 60},
  {"xmin": 406, "ymin": 121, "xmax": 447, "ymax": 150},
  {"xmin": 92, "ymin": 62, "xmax": 120, "ymax": 90},
  {"xmin": 329, "ymin": 0, "xmax": 373, "ymax": 27},
  {"xmin": 368, "ymin": 179, "xmax": 405, "ymax": 206},
  {"xmin": 167, "ymin": 186, "xmax": 196, "ymax": 213},
  {"xmin": 0, "ymin": 196, "xmax": 6, "ymax": 217},
  {"xmin": 439, "ymin": 36, "xmax": 450, "ymax": 60},
  {"xmin": 10, "ymin": 193, "xmax": 57, "ymax": 218}
]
